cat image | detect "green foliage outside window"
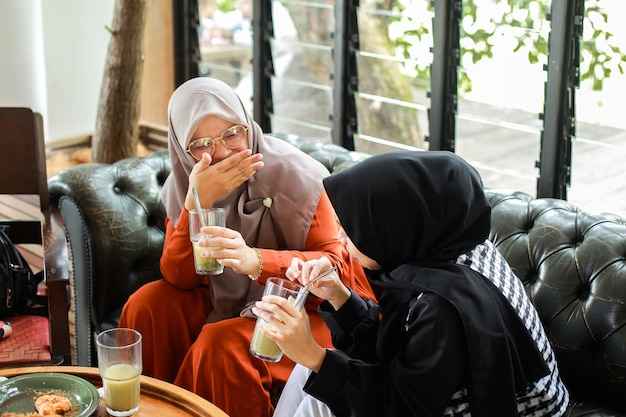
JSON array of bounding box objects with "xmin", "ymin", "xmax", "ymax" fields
[
  {"xmin": 389, "ymin": 0, "xmax": 626, "ymax": 94},
  {"xmin": 215, "ymin": 0, "xmax": 237, "ymax": 13}
]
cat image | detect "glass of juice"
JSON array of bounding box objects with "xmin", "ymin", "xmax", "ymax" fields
[
  {"xmin": 96, "ymin": 328, "xmax": 142, "ymax": 416},
  {"xmin": 189, "ymin": 208, "xmax": 226, "ymax": 275},
  {"xmin": 250, "ymin": 277, "xmax": 307, "ymax": 362}
]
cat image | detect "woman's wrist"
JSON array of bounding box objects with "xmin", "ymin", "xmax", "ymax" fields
[
  {"xmin": 248, "ymin": 247, "xmax": 263, "ymax": 280},
  {"xmin": 328, "ymin": 286, "xmax": 351, "ymax": 311},
  {"xmin": 303, "ymin": 346, "xmax": 327, "ymax": 373},
  {"xmin": 184, "ymin": 187, "xmax": 215, "ymax": 211},
  {"xmin": 184, "ymin": 192, "xmax": 195, "ymax": 212}
]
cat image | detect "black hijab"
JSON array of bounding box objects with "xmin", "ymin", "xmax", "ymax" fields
[
  {"xmin": 323, "ymin": 151, "xmax": 548, "ymax": 417},
  {"xmin": 323, "ymin": 150, "xmax": 490, "ymax": 267}
]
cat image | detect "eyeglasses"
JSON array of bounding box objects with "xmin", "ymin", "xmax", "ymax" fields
[{"xmin": 186, "ymin": 125, "xmax": 249, "ymax": 160}]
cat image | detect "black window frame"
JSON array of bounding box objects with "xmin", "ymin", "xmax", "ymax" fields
[{"xmin": 174, "ymin": 0, "xmax": 582, "ymax": 200}]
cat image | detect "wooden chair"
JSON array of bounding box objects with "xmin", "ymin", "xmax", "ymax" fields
[{"xmin": 0, "ymin": 107, "xmax": 71, "ymax": 366}]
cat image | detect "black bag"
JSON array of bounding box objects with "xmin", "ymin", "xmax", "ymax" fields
[{"xmin": 0, "ymin": 225, "xmax": 47, "ymax": 317}]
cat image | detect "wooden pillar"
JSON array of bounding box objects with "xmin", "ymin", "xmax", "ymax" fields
[{"xmin": 140, "ymin": 0, "xmax": 175, "ymax": 127}]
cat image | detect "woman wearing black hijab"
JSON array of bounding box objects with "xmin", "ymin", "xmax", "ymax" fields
[{"xmin": 253, "ymin": 151, "xmax": 569, "ymax": 417}]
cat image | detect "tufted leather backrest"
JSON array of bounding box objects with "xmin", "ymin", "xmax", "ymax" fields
[
  {"xmin": 486, "ymin": 189, "xmax": 626, "ymax": 411},
  {"xmin": 271, "ymin": 134, "xmax": 371, "ymax": 173},
  {"xmin": 48, "ymin": 150, "xmax": 171, "ymax": 365}
]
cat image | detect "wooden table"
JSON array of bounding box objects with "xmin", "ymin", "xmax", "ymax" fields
[{"xmin": 0, "ymin": 366, "xmax": 229, "ymax": 417}]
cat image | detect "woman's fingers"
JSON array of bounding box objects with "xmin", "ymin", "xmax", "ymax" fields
[
  {"xmin": 254, "ymin": 296, "xmax": 298, "ymax": 324},
  {"xmin": 221, "ymin": 149, "xmax": 264, "ymax": 185},
  {"xmin": 286, "ymin": 258, "xmax": 304, "ymax": 281}
]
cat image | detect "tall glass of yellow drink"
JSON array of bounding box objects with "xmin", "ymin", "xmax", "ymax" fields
[
  {"xmin": 250, "ymin": 277, "xmax": 307, "ymax": 362},
  {"xmin": 189, "ymin": 208, "xmax": 226, "ymax": 275},
  {"xmin": 96, "ymin": 328, "xmax": 142, "ymax": 416}
]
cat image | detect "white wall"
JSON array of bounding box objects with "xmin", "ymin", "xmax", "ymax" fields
[
  {"xmin": 0, "ymin": 1, "xmax": 48, "ymax": 132},
  {"xmin": 0, "ymin": 0, "xmax": 114, "ymax": 143}
]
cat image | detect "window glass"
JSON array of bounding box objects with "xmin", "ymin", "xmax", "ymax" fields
[
  {"xmin": 569, "ymin": 0, "xmax": 626, "ymax": 216},
  {"xmin": 454, "ymin": 0, "xmax": 550, "ymax": 197},
  {"xmin": 194, "ymin": 0, "xmax": 626, "ymax": 217},
  {"xmin": 198, "ymin": 0, "xmax": 253, "ymax": 88},
  {"xmin": 270, "ymin": 1, "xmax": 334, "ymax": 140},
  {"xmin": 355, "ymin": 2, "xmax": 431, "ymax": 155}
]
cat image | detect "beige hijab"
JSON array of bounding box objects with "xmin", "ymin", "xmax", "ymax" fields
[{"xmin": 161, "ymin": 77, "xmax": 329, "ymax": 321}]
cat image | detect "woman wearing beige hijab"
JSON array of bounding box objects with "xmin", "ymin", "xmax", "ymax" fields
[{"xmin": 119, "ymin": 77, "xmax": 376, "ymax": 417}]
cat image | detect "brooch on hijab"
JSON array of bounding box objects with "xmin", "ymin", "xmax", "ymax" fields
[{"xmin": 263, "ymin": 197, "xmax": 272, "ymax": 208}]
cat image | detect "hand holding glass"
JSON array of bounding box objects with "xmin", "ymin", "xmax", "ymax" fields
[
  {"xmin": 96, "ymin": 328, "xmax": 142, "ymax": 417},
  {"xmin": 250, "ymin": 277, "xmax": 308, "ymax": 362},
  {"xmin": 189, "ymin": 208, "xmax": 226, "ymax": 275}
]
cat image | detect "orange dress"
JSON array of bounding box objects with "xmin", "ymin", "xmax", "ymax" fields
[{"xmin": 119, "ymin": 192, "xmax": 375, "ymax": 417}]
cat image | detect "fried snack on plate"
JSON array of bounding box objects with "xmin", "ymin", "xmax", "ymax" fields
[{"xmin": 34, "ymin": 394, "xmax": 72, "ymax": 415}]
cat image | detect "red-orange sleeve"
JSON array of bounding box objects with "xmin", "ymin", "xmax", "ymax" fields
[{"xmin": 160, "ymin": 208, "xmax": 205, "ymax": 290}]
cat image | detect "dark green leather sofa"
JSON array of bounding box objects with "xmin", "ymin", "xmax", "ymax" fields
[{"xmin": 48, "ymin": 134, "xmax": 626, "ymax": 416}]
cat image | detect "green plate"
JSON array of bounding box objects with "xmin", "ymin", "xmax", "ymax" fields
[{"xmin": 0, "ymin": 372, "xmax": 99, "ymax": 416}]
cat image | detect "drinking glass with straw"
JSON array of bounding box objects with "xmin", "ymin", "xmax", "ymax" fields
[{"xmin": 189, "ymin": 186, "xmax": 226, "ymax": 275}]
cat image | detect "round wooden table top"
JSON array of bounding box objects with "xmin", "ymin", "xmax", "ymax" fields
[{"xmin": 0, "ymin": 366, "xmax": 229, "ymax": 417}]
